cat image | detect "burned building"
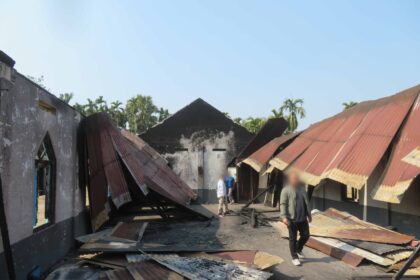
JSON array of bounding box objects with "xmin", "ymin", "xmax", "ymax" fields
[
  {"xmin": 234, "ymin": 118, "xmax": 288, "ymax": 202},
  {"xmin": 141, "ymin": 98, "xmax": 253, "ymax": 203},
  {"xmin": 0, "ymin": 51, "xmax": 88, "ymax": 279},
  {"xmin": 237, "ymin": 132, "xmax": 300, "ymax": 205},
  {"xmin": 268, "ymin": 84, "xmax": 420, "ymax": 237}
]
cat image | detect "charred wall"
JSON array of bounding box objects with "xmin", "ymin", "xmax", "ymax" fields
[
  {"xmin": 141, "ymin": 99, "xmax": 253, "ymax": 203},
  {"xmin": 0, "ymin": 53, "xmax": 88, "ymax": 279}
]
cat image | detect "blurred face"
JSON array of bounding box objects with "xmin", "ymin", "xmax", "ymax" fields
[{"xmin": 288, "ymin": 172, "xmax": 300, "ymax": 188}]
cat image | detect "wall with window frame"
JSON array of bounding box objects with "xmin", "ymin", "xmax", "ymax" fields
[{"xmin": 0, "ymin": 67, "xmax": 88, "ymax": 278}]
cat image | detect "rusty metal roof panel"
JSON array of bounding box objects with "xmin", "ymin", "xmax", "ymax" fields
[
  {"xmin": 269, "ymin": 85, "xmax": 420, "ymax": 192},
  {"xmin": 236, "ymin": 118, "xmax": 288, "ymax": 161},
  {"xmin": 121, "ymin": 129, "xmax": 197, "ymax": 201},
  {"xmin": 85, "ymin": 114, "xmax": 132, "ymax": 230},
  {"xmin": 310, "ymin": 208, "xmax": 414, "ymax": 245},
  {"xmin": 269, "ymin": 137, "xmax": 313, "ymax": 170},
  {"xmin": 241, "ymin": 132, "xmax": 299, "ymax": 172},
  {"xmin": 305, "ymin": 237, "xmax": 364, "ymax": 267},
  {"xmin": 84, "ymin": 113, "xmax": 207, "ymax": 230},
  {"xmin": 373, "ymin": 95, "xmax": 420, "ymax": 203}
]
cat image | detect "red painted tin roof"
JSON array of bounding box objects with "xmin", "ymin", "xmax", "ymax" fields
[
  {"xmin": 269, "ymin": 84, "xmax": 420, "ymax": 202},
  {"xmin": 372, "ymin": 95, "xmax": 420, "ymax": 203},
  {"xmin": 241, "ymin": 132, "xmax": 299, "ymax": 172}
]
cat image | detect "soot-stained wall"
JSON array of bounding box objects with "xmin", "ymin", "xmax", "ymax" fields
[
  {"xmin": 141, "ymin": 98, "xmax": 253, "ymax": 203},
  {"xmin": 0, "ymin": 53, "xmax": 88, "ymax": 279}
]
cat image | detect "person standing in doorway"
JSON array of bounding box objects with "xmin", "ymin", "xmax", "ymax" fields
[
  {"xmin": 280, "ymin": 171, "xmax": 312, "ymax": 266},
  {"xmin": 217, "ymin": 176, "xmax": 229, "ymax": 217},
  {"xmin": 224, "ymin": 174, "xmax": 235, "ymax": 204}
]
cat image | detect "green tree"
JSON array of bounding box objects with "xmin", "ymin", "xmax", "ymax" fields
[
  {"xmin": 233, "ymin": 117, "xmax": 242, "ymax": 124},
  {"xmin": 73, "ymin": 103, "xmax": 86, "ymax": 115},
  {"xmin": 270, "ymin": 108, "xmax": 283, "ymax": 118},
  {"xmin": 126, "ymin": 95, "xmax": 159, "ymax": 134},
  {"xmin": 157, "ymin": 107, "xmax": 170, "ymax": 122},
  {"xmin": 109, "ymin": 101, "xmax": 127, "ymax": 128},
  {"xmin": 277, "ymin": 98, "xmax": 305, "ymax": 133},
  {"xmin": 59, "ymin": 93, "xmax": 74, "ymax": 104},
  {"xmin": 343, "ymin": 101, "xmax": 358, "ymax": 110},
  {"xmin": 241, "ymin": 117, "xmax": 266, "ymax": 134}
]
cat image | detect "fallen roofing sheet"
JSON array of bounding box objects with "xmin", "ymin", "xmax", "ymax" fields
[
  {"xmin": 312, "ymin": 237, "xmax": 394, "ymax": 266},
  {"xmin": 372, "ymin": 96, "xmax": 420, "ymax": 203},
  {"xmin": 84, "ymin": 113, "xmax": 206, "ymax": 230},
  {"xmin": 110, "ymin": 222, "xmax": 148, "ymax": 242},
  {"xmin": 138, "ymin": 254, "xmax": 273, "ymax": 280},
  {"xmin": 236, "ymin": 118, "xmax": 288, "ymax": 161},
  {"xmin": 268, "ymin": 85, "xmax": 420, "ymax": 201},
  {"xmin": 99, "ymin": 260, "xmax": 184, "ymax": 280},
  {"xmin": 306, "ymin": 236, "xmax": 365, "ymax": 267},
  {"xmin": 270, "ymin": 208, "xmax": 415, "ymax": 268},
  {"xmin": 340, "ymin": 239, "xmax": 409, "ymax": 256},
  {"xmin": 310, "ymin": 209, "xmax": 414, "ymax": 245},
  {"xmin": 241, "ymin": 132, "xmax": 299, "ymax": 172}
]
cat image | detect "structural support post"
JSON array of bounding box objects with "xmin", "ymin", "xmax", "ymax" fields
[{"xmin": 363, "ymin": 182, "xmax": 368, "ymax": 221}]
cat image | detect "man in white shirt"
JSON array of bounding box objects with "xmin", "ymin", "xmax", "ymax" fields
[{"xmin": 217, "ymin": 176, "xmax": 229, "ymax": 217}]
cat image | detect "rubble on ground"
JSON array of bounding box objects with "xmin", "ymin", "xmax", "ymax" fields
[{"xmin": 271, "ymin": 208, "xmax": 420, "ymax": 276}]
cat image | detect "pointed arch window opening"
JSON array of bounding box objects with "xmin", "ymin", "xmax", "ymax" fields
[{"xmin": 33, "ymin": 133, "xmax": 56, "ymax": 230}]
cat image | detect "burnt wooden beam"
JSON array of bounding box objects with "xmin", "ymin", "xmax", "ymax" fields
[
  {"xmin": 393, "ymin": 244, "xmax": 420, "ymax": 280},
  {"xmin": 242, "ymin": 184, "xmax": 275, "ymax": 209}
]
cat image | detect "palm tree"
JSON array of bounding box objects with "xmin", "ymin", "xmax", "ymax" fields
[
  {"xmin": 59, "ymin": 92, "xmax": 74, "ymax": 104},
  {"xmin": 343, "ymin": 101, "xmax": 358, "ymax": 110},
  {"xmin": 109, "ymin": 101, "xmax": 127, "ymax": 128},
  {"xmin": 270, "ymin": 108, "xmax": 283, "ymax": 118},
  {"xmin": 126, "ymin": 95, "xmax": 158, "ymax": 133},
  {"xmin": 278, "ymin": 98, "xmax": 305, "ymax": 133},
  {"xmin": 158, "ymin": 107, "xmax": 170, "ymax": 122}
]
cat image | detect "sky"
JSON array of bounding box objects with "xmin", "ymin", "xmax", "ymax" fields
[{"xmin": 1, "ymin": 0, "xmax": 419, "ymax": 129}]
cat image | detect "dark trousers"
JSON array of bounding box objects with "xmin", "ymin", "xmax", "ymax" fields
[{"xmin": 288, "ymin": 220, "xmax": 310, "ymax": 259}]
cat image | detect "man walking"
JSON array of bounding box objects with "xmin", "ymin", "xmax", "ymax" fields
[
  {"xmin": 280, "ymin": 171, "xmax": 312, "ymax": 266},
  {"xmin": 217, "ymin": 176, "xmax": 229, "ymax": 217},
  {"xmin": 224, "ymin": 174, "xmax": 235, "ymax": 204}
]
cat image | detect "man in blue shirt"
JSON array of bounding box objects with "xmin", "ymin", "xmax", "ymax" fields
[{"xmin": 224, "ymin": 175, "xmax": 235, "ymax": 204}]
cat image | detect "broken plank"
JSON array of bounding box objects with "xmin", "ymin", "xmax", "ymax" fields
[
  {"xmin": 313, "ymin": 237, "xmax": 394, "ymax": 266},
  {"xmin": 306, "ymin": 237, "xmax": 364, "ymax": 267},
  {"xmin": 110, "ymin": 222, "xmax": 149, "ymax": 242}
]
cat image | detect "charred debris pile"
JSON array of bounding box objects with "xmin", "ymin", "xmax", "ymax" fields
[
  {"xmin": 271, "ymin": 208, "xmax": 420, "ymax": 277},
  {"xmin": 44, "ymin": 113, "xmax": 281, "ymax": 279}
]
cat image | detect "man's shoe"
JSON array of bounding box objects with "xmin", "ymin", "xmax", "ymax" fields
[
  {"xmin": 297, "ymin": 251, "xmax": 305, "ymax": 259},
  {"xmin": 292, "ymin": 258, "xmax": 301, "ymax": 266}
]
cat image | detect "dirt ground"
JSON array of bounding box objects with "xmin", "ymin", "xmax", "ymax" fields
[{"xmin": 189, "ymin": 203, "xmax": 385, "ymax": 280}]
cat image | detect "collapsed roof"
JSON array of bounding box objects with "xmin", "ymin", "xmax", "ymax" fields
[
  {"xmin": 83, "ymin": 113, "xmax": 207, "ymax": 231},
  {"xmin": 268, "ymin": 84, "xmax": 420, "ymax": 203}
]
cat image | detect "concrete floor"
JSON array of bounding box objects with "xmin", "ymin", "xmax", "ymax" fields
[{"xmin": 193, "ymin": 203, "xmax": 385, "ymax": 280}]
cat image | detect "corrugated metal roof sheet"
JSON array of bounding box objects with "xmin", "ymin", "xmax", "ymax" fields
[
  {"xmin": 310, "ymin": 208, "xmax": 414, "ymax": 245},
  {"xmin": 372, "ymin": 96, "xmax": 420, "ymax": 203},
  {"xmin": 84, "ymin": 113, "xmax": 206, "ymax": 230},
  {"xmin": 268, "ymin": 85, "xmax": 420, "ymax": 201},
  {"xmin": 241, "ymin": 132, "xmax": 299, "ymax": 172},
  {"xmin": 236, "ymin": 118, "xmax": 288, "ymax": 161}
]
